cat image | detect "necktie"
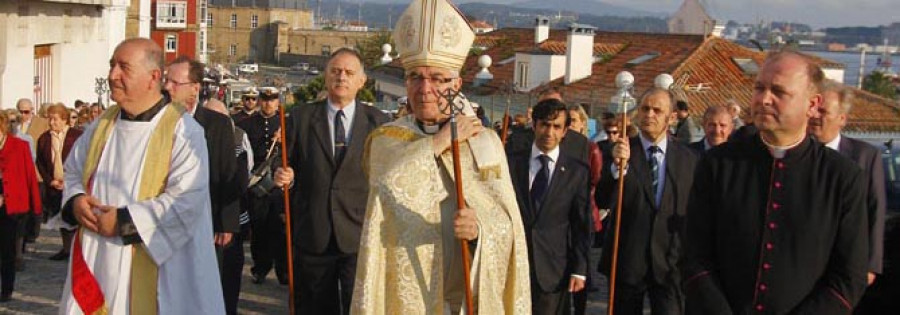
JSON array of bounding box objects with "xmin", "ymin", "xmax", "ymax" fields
[
  {"xmin": 648, "ymin": 145, "xmax": 661, "ymax": 206},
  {"xmin": 531, "ymin": 155, "xmax": 550, "ymax": 211},
  {"xmin": 334, "ymin": 110, "xmax": 347, "ymax": 164}
]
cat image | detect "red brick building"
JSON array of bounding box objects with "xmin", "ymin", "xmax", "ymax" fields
[{"xmin": 150, "ymin": 0, "xmax": 203, "ymax": 63}]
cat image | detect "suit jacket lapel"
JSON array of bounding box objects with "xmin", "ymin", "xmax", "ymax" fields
[
  {"xmin": 629, "ymin": 137, "xmax": 657, "ymax": 208},
  {"xmin": 340, "ymin": 104, "xmax": 369, "ymax": 170},
  {"xmin": 661, "ymin": 140, "xmax": 681, "ymax": 214},
  {"xmin": 513, "ymin": 154, "xmax": 534, "ymax": 224},
  {"xmin": 535, "ymin": 154, "xmax": 568, "ymax": 219},
  {"xmin": 838, "ymin": 136, "xmax": 852, "ymax": 156},
  {"xmin": 311, "ymin": 103, "xmax": 335, "ymax": 167}
]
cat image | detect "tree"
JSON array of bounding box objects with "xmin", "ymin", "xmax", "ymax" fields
[
  {"xmin": 863, "ymin": 71, "xmax": 898, "ymax": 100},
  {"xmin": 291, "ymin": 75, "xmax": 378, "ymax": 104},
  {"xmin": 293, "ymin": 76, "xmax": 325, "ymax": 104},
  {"xmin": 355, "ymin": 30, "xmax": 393, "ymax": 69}
]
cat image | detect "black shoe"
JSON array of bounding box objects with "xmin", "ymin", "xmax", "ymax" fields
[
  {"xmin": 277, "ymin": 274, "xmax": 289, "ymax": 285},
  {"xmin": 49, "ymin": 251, "xmax": 70, "ymax": 261},
  {"xmin": 0, "ymin": 293, "xmax": 11, "ymax": 302},
  {"xmin": 251, "ymin": 273, "xmax": 266, "ymax": 284}
]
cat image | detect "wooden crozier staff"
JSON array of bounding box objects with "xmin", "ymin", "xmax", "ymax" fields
[
  {"xmin": 439, "ymin": 87, "xmax": 476, "ymax": 315},
  {"xmin": 276, "ymin": 90, "xmax": 297, "ymax": 315},
  {"xmin": 607, "ymin": 71, "xmax": 635, "ymax": 315}
]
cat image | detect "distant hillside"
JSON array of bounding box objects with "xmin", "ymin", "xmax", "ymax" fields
[
  {"xmin": 313, "ymin": 1, "xmax": 666, "ymax": 33},
  {"xmin": 512, "ymin": 0, "xmax": 658, "ymax": 18}
]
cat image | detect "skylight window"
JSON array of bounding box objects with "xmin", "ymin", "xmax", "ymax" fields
[
  {"xmin": 732, "ymin": 58, "xmax": 760, "ymax": 75},
  {"xmin": 626, "ymin": 52, "xmax": 660, "ymax": 67}
]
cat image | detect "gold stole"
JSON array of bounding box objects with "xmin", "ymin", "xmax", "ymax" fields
[{"xmin": 82, "ymin": 104, "xmax": 185, "ymax": 314}]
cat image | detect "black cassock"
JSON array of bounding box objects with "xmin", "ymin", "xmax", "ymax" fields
[{"xmin": 683, "ymin": 135, "xmax": 869, "ymax": 315}]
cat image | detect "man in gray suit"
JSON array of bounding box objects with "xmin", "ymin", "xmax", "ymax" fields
[
  {"xmin": 808, "ymin": 80, "xmax": 885, "ymax": 287},
  {"xmin": 274, "ymin": 48, "xmax": 390, "ymax": 314}
]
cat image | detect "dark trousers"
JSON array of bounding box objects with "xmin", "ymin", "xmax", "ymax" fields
[
  {"xmin": 532, "ymin": 280, "xmax": 571, "ymax": 315},
  {"xmin": 612, "ymin": 278, "xmax": 682, "ymax": 315},
  {"xmin": 217, "ymin": 225, "xmax": 247, "ymax": 315},
  {"xmin": 249, "ymin": 194, "xmax": 287, "ymax": 279},
  {"xmin": 294, "ymin": 239, "xmax": 357, "ymax": 315},
  {"xmin": 0, "ymin": 212, "xmax": 19, "ymax": 295}
]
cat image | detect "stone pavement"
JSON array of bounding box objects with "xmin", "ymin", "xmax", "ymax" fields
[{"xmin": 0, "ymin": 229, "xmax": 617, "ymax": 314}]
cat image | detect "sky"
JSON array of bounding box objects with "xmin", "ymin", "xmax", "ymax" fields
[{"xmin": 593, "ymin": 0, "xmax": 899, "ymax": 28}]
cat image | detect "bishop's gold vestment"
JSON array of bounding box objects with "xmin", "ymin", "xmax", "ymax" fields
[{"xmin": 351, "ymin": 116, "xmax": 531, "ymax": 314}]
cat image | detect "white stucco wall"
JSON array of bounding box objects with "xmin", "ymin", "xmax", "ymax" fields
[
  {"xmin": 0, "ymin": 1, "xmax": 125, "ymax": 109},
  {"xmin": 823, "ymin": 68, "xmax": 845, "ymax": 84}
]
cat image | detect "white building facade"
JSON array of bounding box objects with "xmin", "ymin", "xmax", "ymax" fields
[{"xmin": 0, "ymin": 0, "xmax": 129, "ymax": 109}]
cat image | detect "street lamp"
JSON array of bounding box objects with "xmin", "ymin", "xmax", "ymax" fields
[{"xmin": 95, "ymin": 77, "xmax": 109, "ymax": 108}]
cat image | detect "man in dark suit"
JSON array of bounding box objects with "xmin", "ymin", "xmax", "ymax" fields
[
  {"xmin": 688, "ymin": 105, "xmax": 734, "ymax": 154},
  {"xmin": 808, "ymin": 81, "xmax": 885, "ymax": 288},
  {"xmin": 509, "ymin": 99, "xmax": 591, "ymax": 314},
  {"xmin": 598, "ymin": 87, "xmax": 699, "ymax": 314},
  {"xmin": 273, "ymin": 48, "xmax": 390, "ymax": 314},
  {"xmin": 165, "ymin": 57, "xmax": 242, "ymax": 314}
]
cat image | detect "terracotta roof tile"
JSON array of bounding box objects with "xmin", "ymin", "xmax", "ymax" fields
[{"xmin": 460, "ymin": 28, "xmax": 900, "ymax": 133}]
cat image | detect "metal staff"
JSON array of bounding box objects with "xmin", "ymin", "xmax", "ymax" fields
[
  {"xmin": 607, "ymin": 71, "xmax": 635, "ymax": 315},
  {"xmin": 439, "ymin": 88, "xmax": 475, "ymax": 315},
  {"xmin": 500, "ymin": 84, "xmax": 512, "ymax": 144},
  {"xmin": 277, "ymin": 99, "xmax": 297, "ymax": 315}
]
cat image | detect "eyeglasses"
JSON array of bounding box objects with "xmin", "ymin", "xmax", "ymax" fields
[
  {"xmin": 406, "ymin": 74, "xmax": 455, "ymax": 86},
  {"xmin": 243, "ymin": 97, "xmax": 257, "ymax": 101},
  {"xmin": 606, "ymin": 129, "xmax": 620, "ymax": 135},
  {"xmin": 70, "ymin": 116, "xmax": 78, "ymax": 119},
  {"xmin": 164, "ymin": 77, "xmax": 195, "ymax": 86},
  {"xmin": 18, "ymin": 109, "xmax": 32, "ymax": 114}
]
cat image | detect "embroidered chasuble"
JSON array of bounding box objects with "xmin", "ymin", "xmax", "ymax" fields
[
  {"xmin": 59, "ymin": 104, "xmax": 224, "ymax": 314},
  {"xmin": 351, "ymin": 116, "xmax": 531, "ymax": 314}
]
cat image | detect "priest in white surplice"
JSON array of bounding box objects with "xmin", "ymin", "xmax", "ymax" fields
[{"xmin": 58, "ymin": 38, "xmax": 224, "ymax": 314}]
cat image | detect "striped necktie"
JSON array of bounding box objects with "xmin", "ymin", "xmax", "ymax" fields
[{"xmin": 648, "ymin": 145, "xmax": 661, "ymax": 206}]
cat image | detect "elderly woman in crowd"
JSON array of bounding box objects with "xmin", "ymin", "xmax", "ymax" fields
[
  {"xmin": 0, "ymin": 111, "xmax": 42, "ymax": 302},
  {"xmin": 35, "ymin": 104, "xmax": 82, "ymax": 261}
]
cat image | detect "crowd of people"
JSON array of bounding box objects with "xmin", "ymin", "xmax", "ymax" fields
[{"xmin": 0, "ymin": 0, "xmax": 892, "ymax": 314}]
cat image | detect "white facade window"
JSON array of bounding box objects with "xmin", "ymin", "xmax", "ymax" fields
[
  {"xmin": 207, "ymin": 13, "xmax": 213, "ymax": 27},
  {"xmin": 230, "ymin": 44, "xmax": 237, "ymax": 56},
  {"xmin": 165, "ymin": 35, "xmax": 177, "ymax": 52},
  {"xmin": 157, "ymin": 1, "xmax": 187, "ymax": 28},
  {"xmin": 230, "ymin": 13, "xmax": 237, "ymax": 28},
  {"xmin": 251, "ymin": 15, "xmax": 258, "ymax": 29},
  {"xmin": 516, "ymin": 62, "xmax": 529, "ymax": 89}
]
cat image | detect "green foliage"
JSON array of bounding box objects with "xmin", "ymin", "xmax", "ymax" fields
[
  {"xmin": 863, "ymin": 71, "xmax": 898, "ymax": 100},
  {"xmin": 355, "ymin": 31, "xmax": 394, "ymax": 69},
  {"xmin": 290, "ymin": 75, "xmax": 378, "ymax": 104},
  {"xmin": 293, "ymin": 76, "xmax": 325, "ymax": 104}
]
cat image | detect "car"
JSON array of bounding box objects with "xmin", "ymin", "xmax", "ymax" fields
[
  {"xmin": 307, "ymin": 67, "xmax": 320, "ymax": 75},
  {"xmin": 238, "ymin": 63, "xmax": 259, "ymax": 73},
  {"xmin": 290, "ymin": 63, "xmax": 310, "ymax": 71}
]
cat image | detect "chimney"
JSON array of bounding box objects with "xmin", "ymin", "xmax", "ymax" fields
[
  {"xmin": 565, "ymin": 23, "xmax": 595, "ymax": 84},
  {"xmin": 535, "ymin": 16, "xmax": 550, "ymax": 44},
  {"xmin": 708, "ymin": 20, "xmax": 726, "ymax": 38}
]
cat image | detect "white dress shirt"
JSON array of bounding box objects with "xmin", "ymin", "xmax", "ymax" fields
[
  {"xmin": 824, "ymin": 134, "xmax": 841, "ymax": 151},
  {"xmin": 528, "ymin": 144, "xmax": 560, "ymax": 189}
]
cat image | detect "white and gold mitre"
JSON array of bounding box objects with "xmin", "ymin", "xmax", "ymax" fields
[{"xmin": 392, "ymin": 0, "xmax": 475, "ymax": 72}]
